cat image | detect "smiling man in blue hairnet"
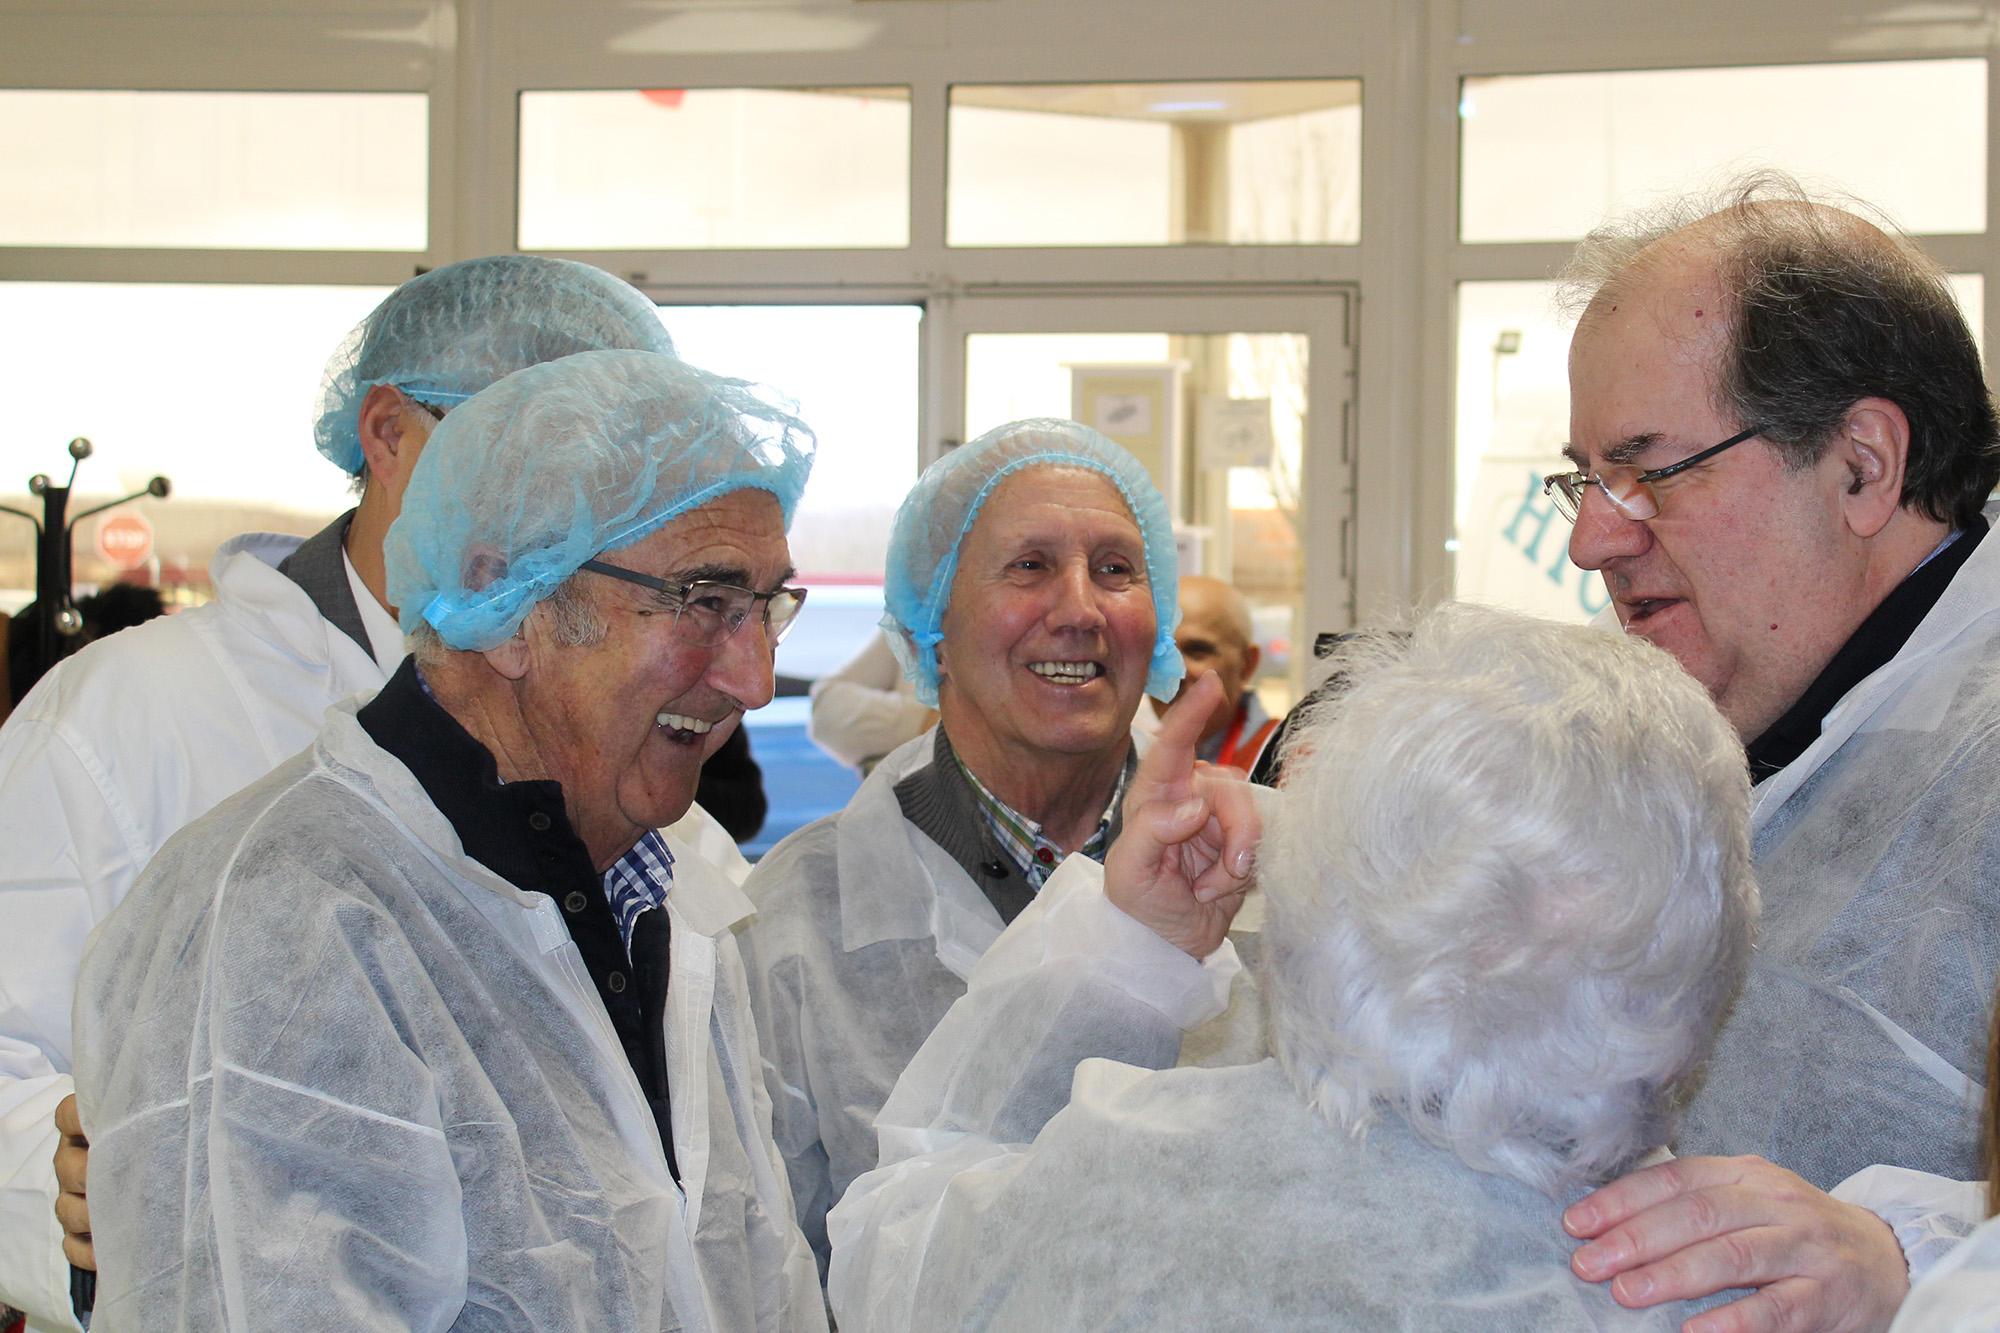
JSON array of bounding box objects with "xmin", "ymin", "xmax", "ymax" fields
[
  {"xmin": 736, "ymin": 419, "xmax": 1266, "ymax": 1279},
  {"xmin": 71, "ymin": 350, "xmax": 829, "ymax": 1332},
  {"xmin": 0, "ymin": 255, "xmax": 695, "ymax": 1333}
]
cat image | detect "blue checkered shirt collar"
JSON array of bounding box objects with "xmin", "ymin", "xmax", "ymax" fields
[{"xmin": 602, "ymin": 830, "xmax": 675, "ymax": 956}]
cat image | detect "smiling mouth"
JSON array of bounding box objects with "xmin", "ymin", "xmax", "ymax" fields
[
  {"xmin": 655, "ymin": 710, "xmax": 716, "ymax": 740},
  {"xmin": 1027, "ymin": 660, "xmax": 1104, "ymax": 685}
]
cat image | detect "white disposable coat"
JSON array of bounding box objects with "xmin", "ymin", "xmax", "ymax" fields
[
  {"xmin": 0, "ymin": 530, "xmax": 747, "ymax": 1330},
  {"xmin": 72, "ymin": 696, "xmax": 823, "ymax": 1333},
  {"xmin": 1888, "ymin": 1208, "xmax": 2000, "ymax": 1332},
  {"xmin": 1673, "ymin": 509, "xmax": 2000, "ymax": 1266},
  {"xmin": 826, "ymin": 859, "xmax": 1685, "ymax": 1332},
  {"xmin": 736, "ymin": 729, "xmax": 1263, "ymax": 1272}
]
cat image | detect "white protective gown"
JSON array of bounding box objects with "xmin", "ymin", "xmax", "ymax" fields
[
  {"xmin": 71, "ymin": 696, "xmax": 822, "ymax": 1333},
  {"xmin": 826, "ymin": 859, "xmax": 1685, "ymax": 1333},
  {"xmin": 1672, "ymin": 508, "xmax": 2000, "ymax": 1269},
  {"xmin": 0, "ymin": 530, "xmax": 748, "ymax": 1331},
  {"xmin": 1888, "ymin": 1208, "xmax": 2000, "ymax": 1332},
  {"xmin": 736, "ymin": 728, "xmax": 1263, "ymax": 1273}
]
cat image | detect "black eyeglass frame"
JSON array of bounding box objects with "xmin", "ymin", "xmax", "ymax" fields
[
  {"xmin": 1543, "ymin": 425, "xmax": 1766, "ymax": 522},
  {"xmin": 580, "ymin": 558, "xmax": 808, "ymax": 646}
]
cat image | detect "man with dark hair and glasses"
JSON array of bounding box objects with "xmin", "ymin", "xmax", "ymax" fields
[
  {"xmin": 69, "ymin": 351, "xmax": 830, "ymax": 1331},
  {"xmin": 1543, "ymin": 172, "xmax": 2000, "ymax": 1333}
]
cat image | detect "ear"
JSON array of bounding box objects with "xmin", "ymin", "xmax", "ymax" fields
[
  {"xmin": 356, "ymin": 384, "xmax": 431, "ymax": 499},
  {"xmin": 1240, "ymin": 641, "xmax": 1262, "ymax": 679},
  {"xmin": 1834, "ymin": 397, "xmax": 1912, "ymax": 541},
  {"xmin": 481, "ymin": 624, "xmax": 534, "ymax": 682}
]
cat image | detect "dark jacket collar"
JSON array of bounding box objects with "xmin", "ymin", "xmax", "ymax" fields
[
  {"xmin": 893, "ymin": 726, "xmax": 1130, "ymax": 926},
  {"xmin": 1746, "ymin": 518, "xmax": 1988, "ymax": 784},
  {"xmin": 276, "ymin": 509, "xmax": 372, "ymax": 658}
]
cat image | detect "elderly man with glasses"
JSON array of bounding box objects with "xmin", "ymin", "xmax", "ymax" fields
[
  {"xmin": 69, "ymin": 351, "xmax": 827, "ymax": 1332},
  {"xmin": 1534, "ymin": 172, "xmax": 2000, "ymax": 1333},
  {"xmin": 0, "ymin": 255, "xmax": 721, "ymax": 1333}
]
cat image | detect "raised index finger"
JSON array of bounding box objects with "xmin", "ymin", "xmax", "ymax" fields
[{"xmin": 1127, "ymin": 673, "xmax": 1223, "ymax": 816}]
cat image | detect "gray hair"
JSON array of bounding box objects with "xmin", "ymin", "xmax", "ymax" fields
[
  {"xmin": 1260, "ymin": 603, "xmax": 1757, "ymax": 1196},
  {"xmin": 407, "ymin": 571, "xmax": 606, "ymax": 669},
  {"xmin": 1558, "ymin": 168, "xmax": 1999, "ymax": 529}
]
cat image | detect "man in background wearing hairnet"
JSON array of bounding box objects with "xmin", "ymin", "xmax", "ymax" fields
[
  {"xmin": 737, "ymin": 419, "xmax": 1262, "ymax": 1279},
  {"xmin": 0, "ymin": 255, "xmax": 694, "ymax": 1333},
  {"xmin": 1543, "ymin": 173, "xmax": 2000, "ymax": 1332},
  {"xmin": 829, "ymin": 605, "xmax": 1754, "ymax": 1331},
  {"xmin": 72, "ymin": 350, "xmax": 825, "ymax": 1332}
]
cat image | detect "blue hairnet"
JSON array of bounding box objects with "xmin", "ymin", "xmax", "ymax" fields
[
  {"xmin": 313, "ymin": 255, "xmax": 677, "ymax": 475},
  {"xmin": 881, "ymin": 417, "xmax": 1182, "ymax": 707},
  {"xmin": 386, "ymin": 349, "xmax": 815, "ymax": 652}
]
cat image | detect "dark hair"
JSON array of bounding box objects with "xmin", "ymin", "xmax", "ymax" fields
[{"xmin": 1564, "ymin": 173, "xmax": 2000, "ymax": 529}]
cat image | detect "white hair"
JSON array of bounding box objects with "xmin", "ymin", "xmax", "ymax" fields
[{"xmin": 1261, "ymin": 603, "xmax": 1757, "ymax": 1196}]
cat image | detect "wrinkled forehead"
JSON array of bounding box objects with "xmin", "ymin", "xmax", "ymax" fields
[
  {"xmin": 964, "ymin": 463, "xmax": 1141, "ymax": 545},
  {"xmin": 608, "ymin": 485, "xmax": 792, "ymax": 577}
]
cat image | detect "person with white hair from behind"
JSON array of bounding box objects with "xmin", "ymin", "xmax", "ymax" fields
[{"xmin": 828, "ymin": 602, "xmax": 1757, "ymax": 1331}]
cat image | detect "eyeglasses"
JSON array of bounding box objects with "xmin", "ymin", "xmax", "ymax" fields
[
  {"xmin": 1543, "ymin": 426, "xmax": 1765, "ymax": 523},
  {"xmin": 580, "ymin": 558, "xmax": 808, "ymax": 647}
]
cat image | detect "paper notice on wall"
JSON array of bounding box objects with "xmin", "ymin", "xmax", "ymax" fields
[{"xmin": 1197, "ymin": 396, "xmax": 1274, "ymax": 469}]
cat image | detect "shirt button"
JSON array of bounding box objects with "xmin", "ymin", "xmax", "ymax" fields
[
  {"xmin": 1035, "ymin": 847, "xmax": 1056, "ymax": 864},
  {"xmin": 563, "ymin": 891, "xmax": 588, "ymax": 913},
  {"xmin": 607, "ymin": 972, "xmax": 627, "ymax": 994},
  {"xmin": 529, "ymin": 811, "xmax": 552, "ymax": 832}
]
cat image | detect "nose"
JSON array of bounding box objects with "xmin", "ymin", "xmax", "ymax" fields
[
  {"xmin": 705, "ymin": 616, "xmax": 778, "ymax": 712},
  {"xmin": 1044, "ymin": 557, "xmax": 1110, "ymax": 632},
  {"xmin": 1566, "ymin": 482, "xmax": 1654, "ymax": 572}
]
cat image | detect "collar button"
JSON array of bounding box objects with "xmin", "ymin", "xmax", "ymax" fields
[
  {"xmin": 1035, "ymin": 847, "xmax": 1056, "ymax": 864},
  {"xmin": 529, "ymin": 811, "xmax": 552, "ymax": 832},
  {"xmin": 563, "ymin": 891, "xmax": 588, "ymax": 913}
]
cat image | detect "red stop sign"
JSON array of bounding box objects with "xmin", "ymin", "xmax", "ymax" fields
[{"xmin": 96, "ymin": 512, "xmax": 154, "ymax": 570}]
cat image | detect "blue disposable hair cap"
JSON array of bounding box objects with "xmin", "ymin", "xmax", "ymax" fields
[
  {"xmin": 313, "ymin": 254, "xmax": 677, "ymax": 475},
  {"xmin": 880, "ymin": 416, "xmax": 1183, "ymax": 707},
  {"xmin": 385, "ymin": 349, "xmax": 815, "ymax": 651}
]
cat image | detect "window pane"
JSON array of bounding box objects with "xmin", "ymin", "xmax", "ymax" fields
[
  {"xmin": 0, "ymin": 91, "xmax": 426, "ymax": 250},
  {"xmin": 520, "ymin": 88, "xmax": 909, "ymax": 250},
  {"xmin": 665, "ymin": 304, "xmax": 920, "ymax": 591},
  {"xmin": 1460, "ymin": 59, "xmax": 1985, "ymax": 243},
  {"xmin": 949, "ymin": 81, "xmax": 1360, "ymax": 247},
  {"xmin": 0, "ymin": 282, "xmax": 393, "ymax": 600},
  {"xmin": 1451, "ymin": 274, "xmax": 1985, "ymax": 619}
]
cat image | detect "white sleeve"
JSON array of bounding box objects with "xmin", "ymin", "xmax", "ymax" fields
[
  {"xmin": 825, "ymin": 855, "xmax": 1238, "ymax": 1333},
  {"xmin": 0, "ymin": 701, "xmax": 147, "ymax": 1331},
  {"xmin": 807, "ymin": 633, "xmax": 934, "ymax": 770},
  {"xmin": 1831, "ymin": 1164, "xmax": 1989, "ymax": 1285}
]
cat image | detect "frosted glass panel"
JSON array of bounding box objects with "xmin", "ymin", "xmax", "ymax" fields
[
  {"xmin": 1461, "ymin": 59, "xmax": 1985, "ymax": 242},
  {"xmin": 0, "ymin": 91, "xmax": 426, "ymax": 250},
  {"xmin": 949, "ymin": 81, "xmax": 1360, "ymax": 247},
  {"xmin": 520, "ymin": 88, "xmax": 909, "ymax": 249}
]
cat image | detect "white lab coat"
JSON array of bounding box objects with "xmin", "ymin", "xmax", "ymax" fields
[
  {"xmin": 826, "ymin": 860, "xmax": 1684, "ymax": 1332},
  {"xmin": 72, "ymin": 696, "xmax": 823, "ymax": 1333},
  {"xmin": 1888, "ymin": 1207, "xmax": 2000, "ymax": 1332},
  {"xmin": 1672, "ymin": 508, "xmax": 2000, "ymax": 1275},
  {"xmin": 0, "ymin": 531, "xmax": 748, "ymax": 1330},
  {"xmin": 736, "ymin": 728, "xmax": 1262, "ymax": 1273}
]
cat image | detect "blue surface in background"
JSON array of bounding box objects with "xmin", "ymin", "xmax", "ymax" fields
[{"xmin": 739, "ymin": 696, "xmax": 861, "ymax": 860}]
